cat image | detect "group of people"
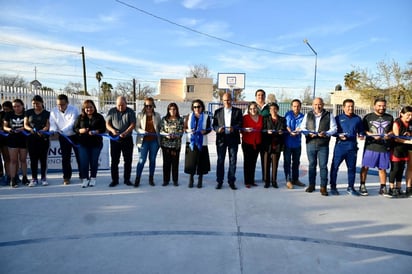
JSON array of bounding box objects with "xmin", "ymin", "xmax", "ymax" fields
[{"xmin": 1, "ymin": 91, "xmax": 411, "ymax": 198}]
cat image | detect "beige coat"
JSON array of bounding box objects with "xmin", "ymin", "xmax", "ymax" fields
[{"xmin": 135, "ymin": 112, "xmax": 161, "ymax": 148}]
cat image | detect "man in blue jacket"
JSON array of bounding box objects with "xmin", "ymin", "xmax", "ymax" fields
[{"xmin": 329, "ymin": 99, "xmax": 364, "ymax": 196}]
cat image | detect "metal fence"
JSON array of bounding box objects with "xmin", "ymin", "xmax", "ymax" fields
[{"xmin": 0, "ymin": 86, "xmax": 376, "ymax": 119}]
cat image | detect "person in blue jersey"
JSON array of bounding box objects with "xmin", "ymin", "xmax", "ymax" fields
[
  {"xmin": 329, "ymin": 99, "xmax": 365, "ymax": 196},
  {"xmin": 299, "ymin": 97, "xmax": 337, "ymax": 196},
  {"xmin": 283, "ymin": 99, "xmax": 305, "ymax": 189}
]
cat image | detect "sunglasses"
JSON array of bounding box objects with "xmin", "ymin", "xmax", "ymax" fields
[
  {"xmin": 193, "ymin": 105, "xmax": 201, "ymax": 109},
  {"xmin": 145, "ymin": 105, "xmax": 153, "ymax": 108}
]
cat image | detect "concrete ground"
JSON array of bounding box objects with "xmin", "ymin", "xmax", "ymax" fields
[{"xmin": 0, "ymin": 135, "xmax": 411, "ymax": 274}]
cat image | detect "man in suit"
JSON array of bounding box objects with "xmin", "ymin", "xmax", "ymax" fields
[{"xmin": 213, "ymin": 93, "xmax": 243, "ymax": 190}]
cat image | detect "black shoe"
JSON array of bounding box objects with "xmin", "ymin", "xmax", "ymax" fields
[
  {"xmin": 22, "ymin": 176, "xmax": 29, "ymax": 186},
  {"xmin": 272, "ymin": 181, "xmax": 278, "ymax": 188},
  {"xmin": 330, "ymin": 188, "xmax": 340, "ymax": 195},
  {"xmin": 149, "ymin": 176, "xmax": 155, "ymax": 186},
  {"xmin": 109, "ymin": 181, "xmax": 119, "ymax": 187},
  {"xmin": 134, "ymin": 177, "xmax": 140, "ymax": 188},
  {"xmin": 215, "ymin": 182, "xmax": 223, "ymax": 189},
  {"xmin": 162, "ymin": 181, "xmax": 169, "ymax": 186},
  {"xmin": 188, "ymin": 175, "xmax": 194, "ymax": 188},
  {"xmin": 197, "ymin": 176, "xmax": 203, "ymax": 188},
  {"xmin": 124, "ymin": 180, "xmax": 133, "ymax": 186},
  {"xmin": 229, "ymin": 183, "xmax": 237, "ymax": 190},
  {"xmin": 173, "ymin": 181, "xmax": 179, "ymax": 186},
  {"xmin": 305, "ymin": 184, "xmax": 316, "ymax": 193}
]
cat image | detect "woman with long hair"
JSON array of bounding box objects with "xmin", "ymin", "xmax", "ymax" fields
[
  {"xmin": 184, "ymin": 99, "xmax": 211, "ymax": 188},
  {"xmin": 3, "ymin": 99, "xmax": 29, "ymax": 187},
  {"xmin": 160, "ymin": 102, "xmax": 184, "ymax": 186},
  {"xmin": 389, "ymin": 106, "xmax": 412, "ymax": 197},
  {"xmin": 134, "ymin": 97, "xmax": 161, "ymax": 187},
  {"xmin": 74, "ymin": 100, "xmax": 106, "ymax": 188},
  {"xmin": 242, "ymin": 101, "xmax": 263, "ymax": 188},
  {"xmin": 24, "ymin": 95, "xmax": 50, "ymax": 187}
]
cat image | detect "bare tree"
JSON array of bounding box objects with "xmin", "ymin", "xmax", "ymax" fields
[
  {"xmin": 188, "ymin": 64, "xmax": 211, "ymax": 78},
  {"xmin": 0, "ymin": 75, "xmax": 27, "ymax": 87},
  {"xmin": 64, "ymin": 81, "xmax": 84, "ymax": 94}
]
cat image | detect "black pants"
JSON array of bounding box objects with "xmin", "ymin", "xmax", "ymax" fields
[
  {"xmin": 389, "ymin": 160, "xmax": 406, "ymax": 183},
  {"xmin": 162, "ymin": 146, "xmax": 181, "ymax": 183},
  {"xmin": 27, "ymin": 135, "xmax": 50, "ymax": 179},
  {"xmin": 242, "ymin": 143, "xmax": 260, "ymax": 185},
  {"xmin": 264, "ymin": 151, "xmax": 281, "ymax": 184},
  {"xmin": 59, "ymin": 135, "xmax": 80, "ymax": 180},
  {"xmin": 110, "ymin": 136, "xmax": 133, "ymax": 183}
]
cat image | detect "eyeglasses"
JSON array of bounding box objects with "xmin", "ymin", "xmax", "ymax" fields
[
  {"xmin": 145, "ymin": 105, "xmax": 153, "ymax": 108},
  {"xmin": 193, "ymin": 105, "xmax": 201, "ymax": 109}
]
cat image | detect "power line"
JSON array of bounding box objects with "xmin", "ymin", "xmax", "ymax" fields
[{"xmin": 116, "ymin": 0, "xmax": 308, "ymax": 57}]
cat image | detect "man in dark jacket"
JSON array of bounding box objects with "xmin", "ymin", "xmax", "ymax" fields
[{"xmin": 213, "ymin": 93, "xmax": 243, "ymax": 190}]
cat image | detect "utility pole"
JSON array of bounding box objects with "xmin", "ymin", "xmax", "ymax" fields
[{"xmin": 81, "ymin": 46, "xmax": 87, "ymax": 95}]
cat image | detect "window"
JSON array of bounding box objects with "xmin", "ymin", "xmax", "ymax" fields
[{"xmin": 187, "ymin": 85, "xmax": 194, "ymax": 93}]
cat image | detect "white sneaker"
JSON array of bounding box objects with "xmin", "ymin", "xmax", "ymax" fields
[
  {"xmin": 28, "ymin": 179, "xmax": 38, "ymax": 187},
  {"xmin": 89, "ymin": 178, "xmax": 96, "ymax": 187},
  {"xmin": 41, "ymin": 179, "xmax": 48, "ymax": 186},
  {"xmin": 81, "ymin": 179, "xmax": 89, "ymax": 188}
]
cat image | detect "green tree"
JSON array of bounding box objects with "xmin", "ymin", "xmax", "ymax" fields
[
  {"xmin": 101, "ymin": 81, "xmax": 113, "ymax": 102},
  {"xmin": 344, "ymin": 71, "xmax": 361, "ymax": 90}
]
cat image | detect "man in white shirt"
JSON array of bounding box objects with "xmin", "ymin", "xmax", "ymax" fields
[{"xmin": 49, "ymin": 94, "xmax": 80, "ymax": 185}]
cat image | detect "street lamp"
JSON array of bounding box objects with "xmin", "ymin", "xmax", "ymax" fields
[{"xmin": 303, "ymin": 39, "xmax": 317, "ymax": 99}]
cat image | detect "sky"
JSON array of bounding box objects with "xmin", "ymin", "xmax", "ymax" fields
[{"xmin": 0, "ymin": 0, "xmax": 411, "ymax": 101}]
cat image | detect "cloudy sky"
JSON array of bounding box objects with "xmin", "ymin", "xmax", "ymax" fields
[{"xmin": 0, "ymin": 0, "xmax": 410, "ymax": 100}]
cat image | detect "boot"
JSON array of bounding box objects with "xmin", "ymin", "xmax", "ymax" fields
[
  {"xmin": 149, "ymin": 176, "xmax": 155, "ymax": 186},
  {"xmin": 188, "ymin": 174, "xmax": 194, "ymax": 188},
  {"xmin": 134, "ymin": 177, "xmax": 140, "ymax": 188},
  {"xmin": 272, "ymin": 181, "xmax": 278, "ymax": 188},
  {"xmin": 197, "ymin": 175, "xmax": 203, "ymax": 188},
  {"xmin": 264, "ymin": 181, "xmax": 270, "ymax": 188}
]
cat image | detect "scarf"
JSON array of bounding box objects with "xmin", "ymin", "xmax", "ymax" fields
[{"xmin": 189, "ymin": 112, "xmax": 204, "ymax": 151}]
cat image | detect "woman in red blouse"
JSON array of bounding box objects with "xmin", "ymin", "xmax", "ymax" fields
[{"xmin": 242, "ymin": 102, "xmax": 263, "ymax": 188}]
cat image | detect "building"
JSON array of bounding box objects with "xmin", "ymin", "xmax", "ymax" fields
[{"xmin": 155, "ymin": 77, "xmax": 214, "ymax": 102}]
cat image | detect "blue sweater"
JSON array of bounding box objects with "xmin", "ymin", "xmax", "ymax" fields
[
  {"xmin": 334, "ymin": 113, "xmax": 364, "ymax": 150},
  {"xmin": 284, "ymin": 110, "xmax": 304, "ymax": 148}
]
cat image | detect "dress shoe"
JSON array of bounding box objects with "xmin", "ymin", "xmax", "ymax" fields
[
  {"xmin": 293, "ymin": 180, "xmax": 306, "ymax": 187},
  {"xmin": 134, "ymin": 177, "xmax": 140, "ymax": 188},
  {"xmin": 264, "ymin": 182, "xmax": 270, "ymax": 188},
  {"xmin": 162, "ymin": 181, "xmax": 169, "ymax": 186},
  {"xmin": 251, "ymin": 183, "xmax": 258, "ymax": 187},
  {"xmin": 320, "ymin": 186, "xmax": 329, "ymax": 196},
  {"xmin": 149, "ymin": 176, "xmax": 155, "ymax": 186},
  {"xmin": 272, "ymin": 181, "xmax": 278, "ymax": 188},
  {"xmin": 109, "ymin": 181, "xmax": 118, "ymax": 187},
  {"xmin": 245, "ymin": 184, "xmax": 251, "ymax": 188},
  {"xmin": 124, "ymin": 180, "xmax": 133, "ymax": 186},
  {"xmin": 305, "ymin": 184, "xmax": 315, "ymax": 192},
  {"xmin": 173, "ymin": 181, "xmax": 179, "ymax": 186},
  {"xmin": 215, "ymin": 182, "xmax": 223, "ymax": 189},
  {"xmin": 229, "ymin": 183, "xmax": 237, "ymax": 190},
  {"xmin": 286, "ymin": 181, "xmax": 294, "ymax": 189}
]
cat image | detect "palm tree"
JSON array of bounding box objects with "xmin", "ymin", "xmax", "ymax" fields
[
  {"xmin": 344, "ymin": 71, "xmax": 361, "ymax": 90},
  {"xmin": 101, "ymin": 81, "xmax": 113, "ymax": 103},
  {"xmin": 96, "ymin": 71, "xmax": 103, "ymax": 95}
]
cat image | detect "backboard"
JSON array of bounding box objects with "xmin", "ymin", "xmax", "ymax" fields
[{"xmin": 217, "ymin": 73, "xmax": 245, "ymax": 90}]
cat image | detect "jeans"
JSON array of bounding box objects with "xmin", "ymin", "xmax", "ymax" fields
[
  {"xmin": 216, "ymin": 142, "xmax": 238, "ymax": 184},
  {"xmin": 283, "ymin": 146, "xmax": 301, "ymax": 182},
  {"xmin": 59, "ymin": 135, "xmax": 80, "ymax": 180},
  {"xmin": 330, "ymin": 144, "xmax": 357, "ymax": 188},
  {"xmin": 78, "ymin": 144, "xmax": 102, "ymax": 179},
  {"xmin": 110, "ymin": 136, "xmax": 134, "ymax": 183},
  {"xmin": 136, "ymin": 139, "xmax": 160, "ymax": 178},
  {"xmin": 306, "ymin": 143, "xmax": 329, "ymax": 187}
]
